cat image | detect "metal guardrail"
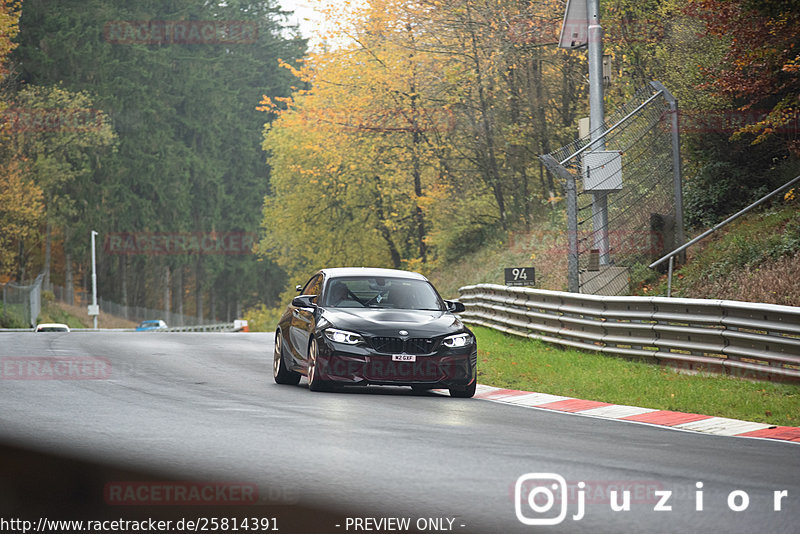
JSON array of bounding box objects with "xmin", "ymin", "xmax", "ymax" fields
[
  {"xmin": 162, "ymin": 323, "xmax": 240, "ymax": 332},
  {"xmin": 458, "ymin": 284, "xmax": 800, "ymax": 383}
]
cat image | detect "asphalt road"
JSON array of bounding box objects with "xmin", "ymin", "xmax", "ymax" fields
[{"xmin": 0, "ymin": 332, "xmax": 798, "ymax": 534}]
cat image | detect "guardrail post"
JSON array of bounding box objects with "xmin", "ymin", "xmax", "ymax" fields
[{"xmin": 667, "ymin": 256, "xmax": 674, "ymax": 297}]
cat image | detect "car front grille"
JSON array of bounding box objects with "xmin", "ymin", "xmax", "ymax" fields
[
  {"xmin": 407, "ymin": 338, "xmax": 435, "ymax": 354},
  {"xmin": 370, "ymin": 337, "xmax": 435, "ymax": 354}
]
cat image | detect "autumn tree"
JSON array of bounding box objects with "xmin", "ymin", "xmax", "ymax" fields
[
  {"xmin": 0, "ymin": 0, "xmax": 20, "ymax": 84},
  {"xmin": 0, "ymin": 161, "xmax": 44, "ymax": 280},
  {"xmin": 13, "ymin": 0, "xmax": 304, "ymax": 316},
  {"xmin": 7, "ymin": 85, "xmax": 116, "ymax": 291},
  {"xmin": 687, "ymin": 0, "xmax": 799, "ymax": 154}
]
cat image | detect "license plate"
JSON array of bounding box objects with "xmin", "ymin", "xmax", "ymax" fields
[{"xmin": 392, "ymin": 354, "xmax": 416, "ymax": 362}]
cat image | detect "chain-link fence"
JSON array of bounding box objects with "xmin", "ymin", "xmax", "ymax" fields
[
  {"xmin": 541, "ymin": 82, "xmax": 684, "ymax": 295},
  {"xmin": 50, "ymin": 283, "xmax": 217, "ymax": 327},
  {"xmin": 96, "ymin": 295, "xmax": 218, "ymax": 327},
  {"xmin": 1, "ymin": 273, "xmax": 44, "ymax": 327}
]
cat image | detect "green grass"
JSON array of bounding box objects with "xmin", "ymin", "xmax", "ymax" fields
[
  {"xmin": 474, "ymin": 326, "xmax": 800, "ymax": 427},
  {"xmin": 631, "ymin": 202, "xmax": 800, "ymax": 302},
  {"xmin": 38, "ymin": 303, "xmax": 89, "ymax": 329},
  {"xmin": 0, "ymin": 304, "xmax": 29, "ymax": 328}
]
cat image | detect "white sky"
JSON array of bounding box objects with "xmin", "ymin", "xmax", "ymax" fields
[
  {"xmin": 277, "ymin": 0, "xmax": 365, "ymax": 48},
  {"xmin": 277, "ymin": 1, "xmax": 323, "ymax": 38}
]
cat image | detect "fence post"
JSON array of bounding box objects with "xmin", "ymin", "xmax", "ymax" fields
[
  {"xmin": 30, "ymin": 274, "xmax": 42, "ymax": 327},
  {"xmin": 540, "ymin": 154, "xmax": 580, "ymax": 293},
  {"xmin": 652, "ymin": 81, "xmax": 685, "ymax": 260}
]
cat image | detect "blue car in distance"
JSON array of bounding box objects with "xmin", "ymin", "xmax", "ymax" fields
[{"xmin": 135, "ymin": 320, "xmax": 168, "ymax": 331}]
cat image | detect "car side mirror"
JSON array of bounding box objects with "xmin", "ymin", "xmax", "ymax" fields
[
  {"xmin": 445, "ymin": 300, "xmax": 465, "ymax": 313},
  {"xmin": 292, "ymin": 295, "xmax": 317, "ymax": 309},
  {"xmin": 296, "ymin": 285, "xmax": 303, "ymax": 292}
]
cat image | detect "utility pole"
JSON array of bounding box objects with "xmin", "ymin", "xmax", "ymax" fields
[
  {"xmin": 587, "ymin": 0, "xmax": 609, "ymax": 265},
  {"xmin": 89, "ymin": 230, "xmax": 99, "ymax": 329}
]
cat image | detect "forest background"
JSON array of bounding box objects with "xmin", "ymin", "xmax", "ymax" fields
[{"xmin": 1, "ymin": 0, "xmax": 797, "ymax": 325}]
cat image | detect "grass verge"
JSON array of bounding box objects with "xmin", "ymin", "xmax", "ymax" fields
[{"xmin": 474, "ymin": 326, "xmax": 800, "ymax": 427}]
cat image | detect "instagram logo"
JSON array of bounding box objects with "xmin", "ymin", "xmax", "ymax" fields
[{"xmin": 514, "ymin": 473, "xmax": 569, "ymax": 526}]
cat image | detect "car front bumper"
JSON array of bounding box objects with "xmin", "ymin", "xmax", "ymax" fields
[{"xmin": 316, "ymin": 339, "xmax": 477, "ymax": 387}]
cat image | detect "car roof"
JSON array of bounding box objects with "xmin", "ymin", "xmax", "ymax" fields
[
  {"xmin": 318, "ymin": 267, "xmax": 428, "ymax": 281},
  {"xmin": 36, "ymin": 323, "xmax": 69, "ymax": 329}
]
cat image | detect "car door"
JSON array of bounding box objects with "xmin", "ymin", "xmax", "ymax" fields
[{"xmin": 288, "ymin": 273, "xmax": 323, "ymax": 368}]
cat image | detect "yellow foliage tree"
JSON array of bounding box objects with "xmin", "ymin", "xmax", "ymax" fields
[
  {"xmin": 258, "ymin": 0, "xmax": 591, "ymax": 284},
  {"xmin": 0, "ymin": 160, "xmax": 44, "ymax": 279}
]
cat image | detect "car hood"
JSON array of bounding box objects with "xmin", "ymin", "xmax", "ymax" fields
[{"xmin": 320, "ymin": 308, "xmax": 466, "ymax": 338}]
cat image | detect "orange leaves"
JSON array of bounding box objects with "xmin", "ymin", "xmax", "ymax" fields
[
  {"xmin": 277, "ymin": 57, "xmax": 306, "ymax": 80},
  {"xmin": 783, "ymin": 54, "xmax": 800, "ymax": 74},
  {"xmin": 684, "ymin": 0, "xmax": 800, "ymax": 151},
  {"xmin": 256, "ymin": 95, "xmax": 276, "ymax": 113}
]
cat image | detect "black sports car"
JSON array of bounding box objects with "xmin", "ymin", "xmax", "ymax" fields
[{"xmin": 273, "ymin": 267, "xmax": 477, "ymax": 397}]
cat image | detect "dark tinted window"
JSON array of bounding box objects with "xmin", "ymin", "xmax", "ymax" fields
[
  {"xmin": 301, "ymin": 274, "xmax": 323, "ymax": 303},
  {"xmin": 323, "ymin": 277, "xmax": 443, "ymax": 310}
]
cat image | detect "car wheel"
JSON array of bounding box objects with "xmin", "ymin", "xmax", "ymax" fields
[
  {"xmin": 273, "ymin": 331, "xmax": 301, "ymax": 385},
  {"xmin": 307, "ymin": 337, "xmax": 332, "ymax": 392},
  {"xmin": 449, "ymin": 381, "xmax": 476, "ymax": 398}
]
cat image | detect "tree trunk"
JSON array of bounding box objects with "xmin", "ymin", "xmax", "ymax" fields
[
  {"xmin": 17, "ymin": 240, "xmax": 25, "ymax": 282},
  {"xmin": 44, "ymin": 221, "xmax": 52, "ymax": 290},
  {"xmin": 372, "ymin": 176, "xmax": 403, "ymax": 268},
  {"xmin": 465, "ymin": 2, "xmax": 506, "ymax": 229},
  {"xmin": 121, "ymin": 256, "xmax": 128, "ymax": 319},
  {"xmin": 532, "ymin": 56, "xmax": 555, "ymax": 198},
  {"xmin": 65, "ymin": 251, "xmax": 74, "ymax": 305},
  {"xmin": 407, "ymin": 27, "xmax": 428, "ymax": 262},
  {"xmin": 163, "ymin": 264, "xmax": 171, "ymax": 320},
  {"xmin": 195, "ymin": 259, "xmax": 203, "ymax": 323},
  {"xmin": 175, "ymin": 265, "xmax": 184, "ymax": 325},
  {"xmin": 209, "ymin": 286, "xmax": 216, "ymax": 323}
]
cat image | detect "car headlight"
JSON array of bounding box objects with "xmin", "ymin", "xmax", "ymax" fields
[
  {"xmin": 442, "ymin": 332, "xmax": 473, "ymax": 348},
  {"xmin": 324, "ymin": 328, "xmax": 364, "ymax": 345}
]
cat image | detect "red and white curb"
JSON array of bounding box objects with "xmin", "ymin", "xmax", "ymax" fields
[{"xmin": 473, "ymin": 384, "xmax": 800, "ymax": 444}]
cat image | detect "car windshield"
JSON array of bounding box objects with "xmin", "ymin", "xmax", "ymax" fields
[{"xmin": 323, "ymin": 277, "xmax": 444, "ymax": 311}]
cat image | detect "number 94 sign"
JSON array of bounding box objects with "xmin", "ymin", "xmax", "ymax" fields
[{"xmin": 504, "ymin": 267, "xmax": 535, "ymax": 287}]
